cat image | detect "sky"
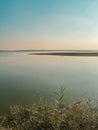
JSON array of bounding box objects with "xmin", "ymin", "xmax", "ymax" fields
[{"xmin": 0, "ymin": 0, "xmax": 98, "ymax": 50}]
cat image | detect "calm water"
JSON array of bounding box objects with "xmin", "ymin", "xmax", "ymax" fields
[{"xmin": 0, "ymin": 51, "xmax": 98, "ymax": 113}]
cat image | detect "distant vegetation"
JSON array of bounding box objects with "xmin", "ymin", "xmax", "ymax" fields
[{"xmin": 0, "ymin": 87, "xmax": 98, "ymax": 130}]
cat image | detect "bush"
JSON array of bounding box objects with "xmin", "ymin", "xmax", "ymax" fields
[{"xmin": 1, "ymin": 88, "xmax": 98, "ymax": 130}]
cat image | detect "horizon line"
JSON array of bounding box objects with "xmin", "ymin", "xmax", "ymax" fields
[{"xmin": 0, "ymin": 49, "xmax": 98, "ymax": 52}]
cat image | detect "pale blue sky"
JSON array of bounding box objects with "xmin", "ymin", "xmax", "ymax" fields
[{"xmin": 0, "ymin": 0, "xmax": 98, "ymax": 50}]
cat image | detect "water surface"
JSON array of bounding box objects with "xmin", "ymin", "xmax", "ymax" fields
[{"xmin": 0, "ymin": 51, "xmax": 98, "ymax": 113}]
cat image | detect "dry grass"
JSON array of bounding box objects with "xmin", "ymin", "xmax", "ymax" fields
[{"xmin": 0, "ymin": 88, "xmax": 98, "ymax": 130}]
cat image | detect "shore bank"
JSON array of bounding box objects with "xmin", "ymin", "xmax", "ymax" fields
[{"xmin": 29, "ymin": 52, "xmax": 98, "ymax": 57}]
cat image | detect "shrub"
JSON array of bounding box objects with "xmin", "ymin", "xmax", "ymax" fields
[{"xmin": 1, "ymin": 88, "xmax": 98, "ymax": 130}]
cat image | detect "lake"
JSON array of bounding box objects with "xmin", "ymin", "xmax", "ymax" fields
[{"xmin": 0, "ymin": 51, "xmax": 98, "ymax": 113}]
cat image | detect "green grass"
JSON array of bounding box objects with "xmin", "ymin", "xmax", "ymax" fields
[{"xmin": 0, "ymin": 87, "xmax": 98, "ymax": 130}]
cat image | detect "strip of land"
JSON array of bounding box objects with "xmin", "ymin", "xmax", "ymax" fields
[{"xmin": 29, "ymin": 52, "xmax": 98, "ymax": 56}]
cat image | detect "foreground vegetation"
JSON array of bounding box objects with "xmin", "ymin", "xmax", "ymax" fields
[{"xmin": 1, "ymin": 88, "xmax": 98, "ymax": 130}]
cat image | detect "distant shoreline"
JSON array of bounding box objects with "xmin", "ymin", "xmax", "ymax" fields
[{"xmin": 29, "ymin": 52, "xmax": 98, "ymax": 57}]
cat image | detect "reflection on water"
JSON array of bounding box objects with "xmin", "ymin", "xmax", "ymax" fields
[{"xmin": 0, "ymin": 51, "xmax": 98, "ymax": 113}]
